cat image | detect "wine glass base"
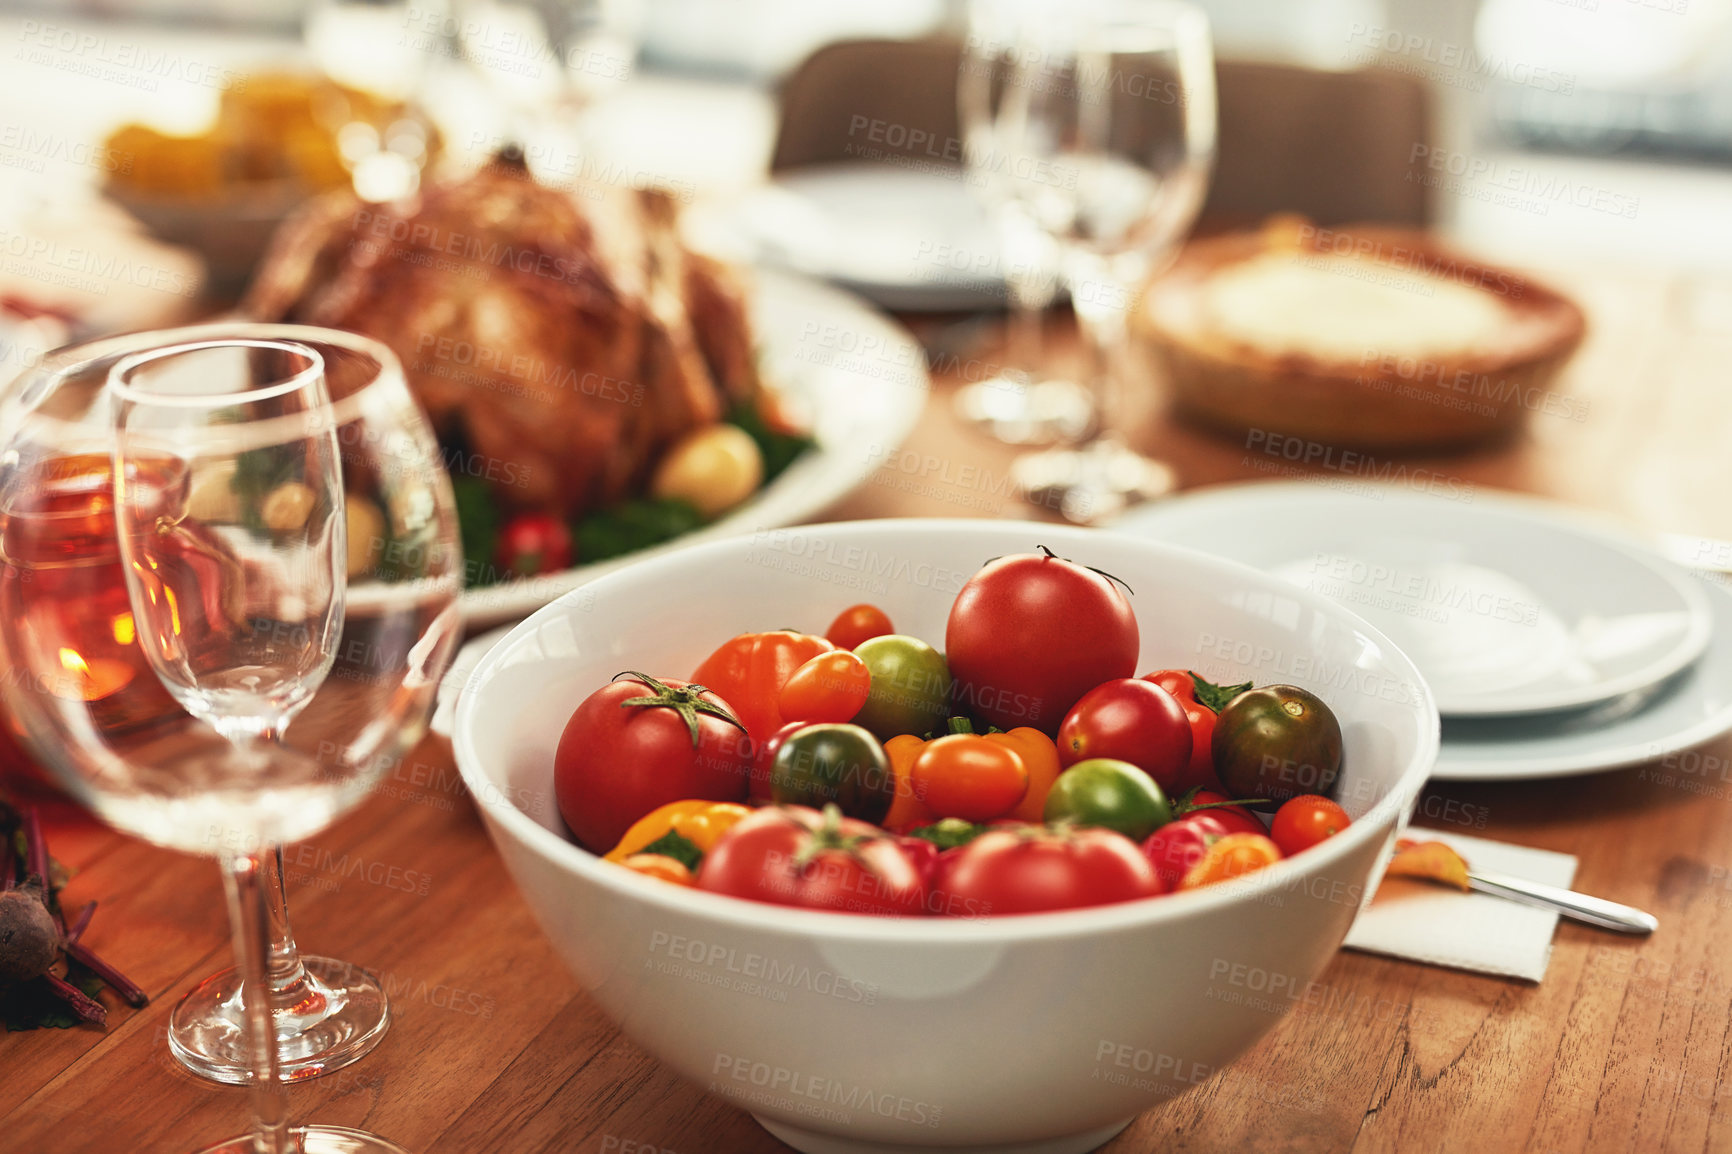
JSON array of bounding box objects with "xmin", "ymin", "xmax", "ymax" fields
[
  {"xmin": 193, "ymin": 1124, "xmax": 412, "ymax": 1154},
  {"xmin": 169, "ymin": 955, "xmax": 390, "ymax": 1084},
  {"xmin": 1012, "ymin": 439, "xmax": 1176, "ymax": 524},
  {"xmin": 954, "ymin": 378, "xmax": 1094, "ymax": 446}
]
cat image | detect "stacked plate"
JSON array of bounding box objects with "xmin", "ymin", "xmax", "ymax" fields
[{"xmin": 1111, "ymin": 483, "xmax": 1732, "ymax": 780}]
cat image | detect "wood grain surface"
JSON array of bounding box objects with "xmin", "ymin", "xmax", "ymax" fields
[{"xmin": 6, "ymin": 260, "xmax": 1732, "ymax": 1154}]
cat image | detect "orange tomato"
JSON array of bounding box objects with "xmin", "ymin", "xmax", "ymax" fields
[
  {"xmin": 825, "ymin": 603, "xmax": 895, "ymax": 650},
  {"xmin": 1269, "ymin": 795, "xmax": 1350, "ymax": 857},
  {"xmin": 690, "ymin": 630, "xmax": 834, "ymax": 745},
  {"xmin": 778, "ymin": 650, "xmax": 872, "ymax": 724},
  {"xmin": 881, "ymin": 733, "xmax": 938, "ymax": 833},
  {"xmin": 992, "ymin": 728, "xmax": 1062, "ymax": 823},
  {"xmin": 1177, "ymin": 832, "xmax": 1282, "ymax": 890},
  {"xmin": 912, "ymin": 734, "xmax": 1028, "ymax": 822},
  {"xmin": 619, "ymin": 854, "xmax": 695, "ymax": 886}
]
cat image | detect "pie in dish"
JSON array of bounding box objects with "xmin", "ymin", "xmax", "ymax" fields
[{"xmin": 1140, "ymin": 218, "xmax": 1586, "ymax": 451}]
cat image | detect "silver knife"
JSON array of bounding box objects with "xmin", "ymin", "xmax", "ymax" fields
[{"xmin": 1467, "ymin": 869, "xmax": 1658, "ymax": 935}]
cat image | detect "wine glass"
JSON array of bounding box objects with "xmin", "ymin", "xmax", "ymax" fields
[
  {"xmin": 45, "ymin": 330, "xmax": 438, "ymax": 1088},
  {"xmin": 993, "ymin": 0, "xmax": 1216, "ymax": 522},
  {"xmin": 954, "ymin": 1, "xmax": 1093, "ymax": 446},
  {"xmin": 449, "ymin": 0, "xmax": 638, "ymax": 178},
  {"xmin": 0, "ymin": 324, "xmax": 462, "ymax": 1154},
  {"xmin": 304, "ymin": 0, "xmax": 444, "ymax": 201}
]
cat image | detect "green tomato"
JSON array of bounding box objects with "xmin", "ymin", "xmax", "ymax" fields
[
  {"xmin": 770, "ymin": 723, "xmax": 895, "ymax": 824},
  {"xmin": 851, "ymin": 634, "xmax": 952, "ymax": 740},
  {"xmin": 1212, "ymin": 685, "xmax": 1343, "ymax": 810},
  {"xmin": 1043, "ymin": 758, "xmax": 1171, "ymax": 841}
]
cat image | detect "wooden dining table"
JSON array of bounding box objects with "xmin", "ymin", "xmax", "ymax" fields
[{"xmin": 6, "ymin": 255, "xmax": 1732, "ymax": 1154}]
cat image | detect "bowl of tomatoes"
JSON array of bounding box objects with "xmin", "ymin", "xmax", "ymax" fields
[{"xmin": 450, "ymin": 519, "xmax": 1438, "ymax": 1154}]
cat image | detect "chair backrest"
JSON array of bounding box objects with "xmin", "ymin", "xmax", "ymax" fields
[
  {"xmin": 1206, "ymin": 59, "xmax": 1432, "ymax": 227},
  {"xmin": 771, "ymin": 38, "xmax": 965, "ymax": 173},
  {"xmin": 771, "ymin": 39, "xmax": 1435, "ymax": 227}
]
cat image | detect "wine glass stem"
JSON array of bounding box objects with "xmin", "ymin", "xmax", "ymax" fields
[
  {"xmin": 1071, "ymin": 276, "xmax": 1131, "ymax": 444},
  {"xmin": 220, "ymin": 851, "xmax": 290, "ymax": 1154},
  {"xmin": 263, "ymin": 848, "xmax": 309, "ymax": 992}
]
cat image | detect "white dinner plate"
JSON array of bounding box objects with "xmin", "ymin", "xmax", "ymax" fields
[
  {"xmin": 722, "ymin": 163, "xmax": 1006, "ymax": 311},
  {"xmin": 1430, "ymin": 571, "xmax": 1732, "ymax": 779},
  {"xmin": 1110, "ymin": 483, "xmax": 1713, "ymax": 719},
  {"xmin": 453, "ymin": 270, "xmax": 928, "ymax": 627}
]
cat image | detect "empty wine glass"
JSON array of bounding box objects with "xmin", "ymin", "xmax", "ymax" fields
[
  {"xmin": 450, "ymin": 0, "xmax": 638, "ymax": 178},
  {"xmin": 993, "ymin": 0, "xmax": 1216, "ymax": 522},
  {"xmin": 955, "ymin": 0, "xmax": 1093, "ymax": 446},
  {"xmin": 0, "ymin": 324, "xmax": 462, "ymax": 1154}
]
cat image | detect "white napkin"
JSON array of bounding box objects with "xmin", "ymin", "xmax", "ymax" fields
[{"xmin": 1343, "ymin": 829, "xmax": 1578, "ymax": 982}]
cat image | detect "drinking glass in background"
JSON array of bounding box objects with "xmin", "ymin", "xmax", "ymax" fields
[
  {"xmin": 955, "ymin": 0, "xmax": 1094, "ymax": 446},
  {"xmin": 0, "ymin": 326, "xmax": 462, "ymax": 1140},
  {"xmin": 448, "ymin": 0, "xmax": 640, "ymax": 181},
  {"xmin": 304, "ymin": 0, "xmax": 444, "ymax": 200},
  {"xmin": 994, "ymin": 0, "xmax": 1216, "ymax": 522}
]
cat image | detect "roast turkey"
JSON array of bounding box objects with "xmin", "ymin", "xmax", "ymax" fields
[{"xmin": 243, "ymin": 151, "xmax": 761, "ymax": 519}]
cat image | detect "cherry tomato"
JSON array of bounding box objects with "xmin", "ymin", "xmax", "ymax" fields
[
  {"xmin": 619, "ymin": 854, "xmax": 694, "ymax": 886},
  {"xmin": 825, "ymin": 603, "xmax": 895, "ymax": 649},
  {"xmin": 995, "ymin": 728, "xmax": 1064, "ymax": 824},
  {"xmin": 691, "ymin": 630, "xmax": 835, "ymax": 747},
  {"xmin": 934, "ymin": 826, "xmax": 1162, "ymax": 916},
  {"xmin": 1057, "ymin": 679, "xmax": 1192, "ymax": 788},
  {"xmin": 852, "ymin": 635, "xmax": 951, "ymax": 739},
  {"xmin": 770, "ymin": 723, "xmax": 895, "ymax": 824},
  {"xmin": 1178, "ymin": 832, "xmax": 1283, "ymax": 891},
  {"xmin": 778, "ymin": 650, "xmax": 871, "ymax": 724},
  {"xmin": 495, "ymin": 512, "xmax": 572, "ymax": 578},
  {"xmin": 946, "ymin": 548, "xmax": 1139, "ymax": 734},
  {"xmin": 554, "ymin": 673, "xmax": 751, "ymax": 853},
  {"xmin": 1140, "ymin": 813, "xmax": 1230, "ymax": 892},
  {"xmin": 911, "ymin": 734, "xmax": 1028, "ymax": 822},
  {"xmin": 895, "ymin": 835, "xmax": 943, "ymax": 889},
  {"xmin": 1270, "ymin": 795, "xmax": 1351, "ymax": 857},
  {"xmin": 881, "ymin": 734, "xmax": 938, "ymax": 833},
  {"xmin": 698, "ymin": 805, "xmax": 926, "ymax": 916},
  {"xmin": 749, "ymin": 719, "xmax": 808, "ymax": 804},
  {"xmin": 1141, "ymin": 669, "xmax": 1243, "ymax": 794},
  {"xmin": 1173, "ymin": 789, "xmax": 1266, "ymax": 837},
  {"xmin": 1042, "ymin": 757, "xmax": 1171, "ymax": 842},
  {"xmin": 1213, "ymin": 685, "xmax": 1343, "ymax": 809}
]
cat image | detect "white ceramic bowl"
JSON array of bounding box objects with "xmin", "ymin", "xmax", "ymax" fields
[{"xmin": 452, "ymin": 520, "xmax": 1439, "ymax": 1154}]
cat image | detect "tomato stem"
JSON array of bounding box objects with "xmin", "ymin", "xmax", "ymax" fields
[
  {"xmin": 612, "ymin": 670, "xmax": 747, "ymax": 748},
  {"xmin": 1034, "ymin": 544, "xmax": 1135, "ymax": 597}
]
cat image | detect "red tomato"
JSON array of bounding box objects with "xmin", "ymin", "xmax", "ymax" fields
[
  {"xmin": 933, "ymin": 826, "xmax": 1162, "ymax": 916},
  {"xmin": 554, "ymin": 673, "xmax": 751, "ymax": 852},
  {"xmin": 1140, "ymin": 813, "xmax": 1229, "ymax": 891},
  {"xmin": 748, "ymin": 719, "xmax": 809, "ymax": 804},
  {"xmin": 945, "ymin": 549, "xmax": 1139, "ymax": 735},
  {"xmin": 895, "ymin": 836, "xmax": 947, "ymax": 892},
  {"xmin": 495, "ymin": 512, "xmax": 573, "ymax": 578},
  {"xmin": 1270, "ymin": 795, "xmax": 1351, "ymax": 857},
  {"xmin": 1056, "ymin": 679, "xmax": 1192, "ymax": 789},
  {"xmin": 1174, "ymin": 789, "xmax": 1266, "ymax": 837},
  {"xmin": 825, "ymin": 604, "xmax": 895, "ymax": 649},
  {"xmin": 1141, "ymin": 670, "xmax": 1222, "ymax": 794},
  {"xmin": 778, "ymin": 650, "xmax": 871, "ymax": 725},
  {"xmin": 698, "ymin": 806, "xmax": 927, "ymax": 916}
]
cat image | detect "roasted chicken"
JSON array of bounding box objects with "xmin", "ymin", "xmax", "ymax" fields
[{"xmin": 243, "ymin": 152, "xmax": 760, "ymax": 519}]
